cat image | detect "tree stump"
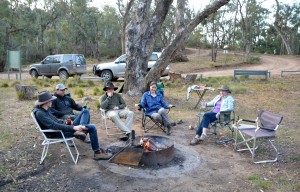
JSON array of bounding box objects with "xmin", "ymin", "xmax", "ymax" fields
[
  {"xmin": 184, "ymin": 74, "xmax": 197, "ymax": 84},
  {"xmin": 15, "ymin": 84, "xmax": 36, "ymax": 100},
  {"xmin": 169, "ymin": 71, "xmax": 182, "ymax": 82}
]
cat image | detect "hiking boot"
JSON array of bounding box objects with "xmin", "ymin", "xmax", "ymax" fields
[
  {"xmin": 94, "ymin": 149, "xmax": 112, "ymax": 160},
  {"xmin": 170, "ymin": 122, "xmax": 176, "ymax": 127},
  {"xmin": 119, "ymin": 133, "xmax": 130, "ymax": 141},
  {"xmin": 74, "ymin": 131, "xmax": 86, "ymax": 142},
  {"xmin": 66, "ymin": 140, "xmax": 74, "ymax": 147},
  {"xmin": 166, "ymin": 125, "xmax": 171, "ymax": 135}
]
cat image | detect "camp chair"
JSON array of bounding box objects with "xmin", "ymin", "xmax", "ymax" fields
[
  {"xmin": 31, "ymin": 112, "xmax": 79, "ymax": 164},
  {"xmin": 234, "ymin": 110, "xmax": 283, "ymax": 164},
  {"xmin": 99, "ymin": 108, "xmax": 126, "ymax": 136},
  {"xmin": 142, "ymin": 107, "xmax": 174, "ymax": 133},
  {"xmin": 196, "ymin": 110, "xmax": 236, "ymax": 144}
]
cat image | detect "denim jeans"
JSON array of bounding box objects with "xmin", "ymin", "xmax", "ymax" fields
[
  {"xmin": 72, "ymin": 108, "xmax": 90, "ymax": 126},
  {"xmin": 63, "ymin": 124, "xmax": 100, "ymax": 151},
  {"xmin": 196, "ymin": 111, "xmax": 217, "ymax": 135}
]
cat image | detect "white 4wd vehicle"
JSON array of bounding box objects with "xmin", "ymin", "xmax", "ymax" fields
[{"xmin": 93, "ymin": 52, "xmax": 170, "ymax": 81}]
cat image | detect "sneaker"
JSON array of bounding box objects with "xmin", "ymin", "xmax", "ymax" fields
[
  {"xmin": 94, "ymin": 149, "xmax": 113, "ymax": 160},
  {"xmin": 190, "ymin": 137, "xmax": 201, "ymax": 145},
  {"xmin": 166, "ymin": 125, "xmax": 171, "ymax": 135},
  {"xmin": 199, "ymin": 134, "xmax": 208, "ymax": 141},
  {"xmin": 74, "ymin": 131, "xmax": 86, "ymax": 142},
  {"xmin": 84, "ymin": 134, "xmax": 91, "ymax": 144},
  {"xmin": 66, "ymin": 140, "xmax": 74, "ymax": 147}
]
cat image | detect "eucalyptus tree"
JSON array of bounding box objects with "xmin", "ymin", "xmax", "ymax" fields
[
  {"xmin": 274, "ymin": 0, "xmax": 300, "ymax": 55},
  {"xmin": 236, "ymin": 0, "xmax": 269, "ymax": 61},
  {"xmin": 124, "ymin": 0, "xmax": 230, "ymax": 96},
  {"xmin": 117, "ymin": 0, "xmax": 134, "ymax": 54},
  {"xmin": 0, "ymin": 0, "xmax": 11, "ymax": 71}
]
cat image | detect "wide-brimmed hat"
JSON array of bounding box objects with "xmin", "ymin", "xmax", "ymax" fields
[
  {"xmin": 103, "ymin": 81, "xmax": 118, "ymax": 91},
  {"xmin": 218, "ymin": 85, "xmax": 231, "ymax": 93},
  {"xmin": 56, "ymin": 84, "xmax": 68, "ymax": 90},
  {"xmin": 35, "ymin": 91, "xmax": 57, "ymax": 106}
]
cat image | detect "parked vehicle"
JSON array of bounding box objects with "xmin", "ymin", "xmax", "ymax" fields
[
  {"xmin": 29, "ymin": 54, "xmax": 87, "ymax": 79},
  {"xmin": 92, "ymin": 52, "xmax": 170, "ymax": 81}
]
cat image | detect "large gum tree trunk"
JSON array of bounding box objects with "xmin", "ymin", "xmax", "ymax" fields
[
  {"xmin": 124, "ymin": 0, "xmax": 173, "ymax": 96},
  {"xmin": 124, "ymin": 0, "xmax": 230, "ymax": 96}
]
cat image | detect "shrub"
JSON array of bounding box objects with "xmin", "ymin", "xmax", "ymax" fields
[
  {"xmin": 93, "ymin": 87, "xmax": 100, "ymax": 96},
  {"xmin": 1, "ymin": 82, "xmax": 9, "ymax": 87},
  {"xmin": 74, "ymin": 88, "xmax": 84, "ymax": 98},
  {"xmin": 95, "ymin": 100, "xmax": 100, "ymax": 109}
]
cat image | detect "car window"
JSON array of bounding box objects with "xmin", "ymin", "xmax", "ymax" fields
[
  {"xmin": 118, "ymin": 55, "xmax": 126, "ymax": 63},
  {"xmin": 63, "ymin": 55, "xmax": 73, "ymax": 62},
  {"xmin": 75, "ymin": 55, "xmax": 86, "ymax": 65},
  {"xmin": 53, "ymin": 56, "xmax": 61, "ymax": 63},
  {"xmin": 43, "ymin": 56, "xmax": 53, "ymax": 64},
  {"xmin": 149, "ymin": 54, "xmax": 158, "ymax": 61}
]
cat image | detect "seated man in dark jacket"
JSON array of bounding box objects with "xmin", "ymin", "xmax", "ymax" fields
[
  {"xmin": 33, "ymin": 91, "xmax": 112, "ymax": 160},
  {"xmin": 51, "ymin": 84, "xmax": 90, "ymax": 143}
]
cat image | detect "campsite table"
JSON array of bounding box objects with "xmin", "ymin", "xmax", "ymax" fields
[{"xmin": 186, "ymin": 85, "xmax": 215, "ymax": 109}]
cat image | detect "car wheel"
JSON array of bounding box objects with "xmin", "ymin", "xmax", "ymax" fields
[
  {"xmin": 101, "ymin": 70, "xmax": 113, "ymax": 81},
  {"xmin": 59, "ymin": 70, "xmax": 69, "ymax": 79},
  {"xmin": 30, "ymin": 70, "xmax": 38, "ymax": 79}
]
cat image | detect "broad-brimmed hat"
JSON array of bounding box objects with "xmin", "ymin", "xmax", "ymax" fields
[
  {"xmin": 35, "ymin": 91, "xmax": 57, "ymax": 106},
  {"xmin": 103, "ymin": 81, "xmax": 118, "ymax": 91},
  {"xmin": 218, "ymin": 85, "xmax": 231, "ymax": 93},
  {"xmin": 56, "ymin": 84, "xmax": 68, "ymax": 90}
]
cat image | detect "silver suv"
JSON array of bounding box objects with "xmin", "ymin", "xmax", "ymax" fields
[
  {"xmin": 29, "ymin": 54, "xmax": 87, "ymax": 79},
  {"xmin": 93, "ymin": 52, "xmax": 170, "ymax": 81}
]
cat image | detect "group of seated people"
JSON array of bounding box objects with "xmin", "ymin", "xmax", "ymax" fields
[{"xmin": 33, "ymin": 81, "xmax": 234, "ymax": 161}]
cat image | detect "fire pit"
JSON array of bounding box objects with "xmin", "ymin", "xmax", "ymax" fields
[
  {"xmin": 137, "ymin": 135, "xmax": 174, "ymax": 166},
  {"xmin": 109, "ymin": 135, "xmax": 174, "ymax": 167}
]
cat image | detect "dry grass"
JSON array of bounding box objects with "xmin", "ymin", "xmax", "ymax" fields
[{"xmin": 170, "ymin": 48, "xmax": 248, "ymax": 74}]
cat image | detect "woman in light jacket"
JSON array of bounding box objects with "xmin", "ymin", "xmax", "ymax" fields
[{"xmin": 190, "ymin": 85, "xmax": 235, "ymax": 145}]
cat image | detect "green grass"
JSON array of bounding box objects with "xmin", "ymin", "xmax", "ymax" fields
[
  {"xmin": 289, "ymin": 156, "xmax": 300, "ymax": 162},
  {"xmin": 247, "ymin": 175, "xmax": 273, "ymax": 190}
]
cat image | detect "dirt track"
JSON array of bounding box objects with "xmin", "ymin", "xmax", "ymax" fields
[{"xmin": 200, "ymin": 54, "xmax": 299, "ymax": 77}]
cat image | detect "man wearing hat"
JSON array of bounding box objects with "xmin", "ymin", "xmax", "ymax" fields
[
  {"xmin": 100, "ymin": 82, "xmax": 134, "ymax": 139},
  {"xmin": 190, "ymin": 85, "xmax": 235, "ymax": 145},
  {"xmin": 32, "ymin": 91, "xmax": 112, "ymax": 160},
  {"xmin": 51, "ymin": 83, "xmax": 91, "ymax": 144}
]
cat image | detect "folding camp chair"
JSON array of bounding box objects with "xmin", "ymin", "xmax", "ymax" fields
[
  {"xmin": 142, "ymin": 107, "xmax": 174, "ymax": 133},
  {"xmin": 234, "ymin": 110, "xmax": 283, "ymax": 163},
  {"xmin": 31, "ymin": 112, "xmax": 79, "ymax": 164},
  {"xmin": 99, "ymin": 108, "xmax": 126, "ymax": 136},
  {"xmin": 196, "ymin": 110, "xmax": 236, "ymax": 144}
]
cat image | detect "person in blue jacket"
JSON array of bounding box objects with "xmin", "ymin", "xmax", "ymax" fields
[
  {"xmin": 190, "ymin": 85, "xmax": 235, "ymax": 145},
  {"xmin": 139, "ymin": 81, "xmax": 174, "ymax": 135}
]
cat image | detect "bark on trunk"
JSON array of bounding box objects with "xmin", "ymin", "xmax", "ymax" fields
[{"xmin": 15, "ymin": 84, "xmax": 36, "ymax": 100}]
